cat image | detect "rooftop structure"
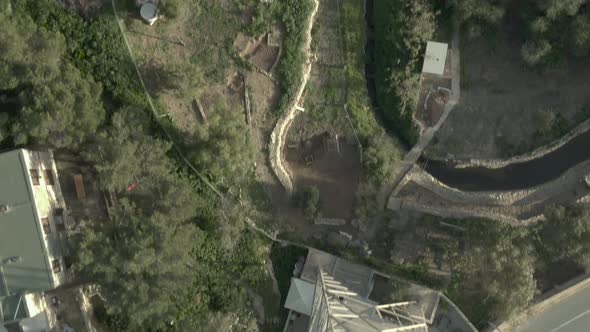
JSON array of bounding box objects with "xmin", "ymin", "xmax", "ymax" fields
[
  {"xmin": 285, "ymin": 249, "xmax": 430, "ymax": 332},
  {"xmin": 308, "ymin": 268, "xmax": 428, "ymax": 331},
  {"xmin": 422, "ymin": 41, "xmax": 448, "ymax": 76},
  {"xmin": 0, "ymin": 149, "xmax": 69, "ymax": 329}
]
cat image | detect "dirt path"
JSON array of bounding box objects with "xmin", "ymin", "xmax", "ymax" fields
[
  {"xmin": 269, "ymin": 0, "xmax": 320, "ymax": 194},
  {"xmin": 387, "ymin": 29, "xmax": 461, "ymax": 209}
]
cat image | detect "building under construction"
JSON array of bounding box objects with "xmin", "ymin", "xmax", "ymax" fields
[
  {"xmin": 283, "ymin": 249, "xmax": 431, "ymax": 332},
  {"xmin": 307, "ymin": 267, "xmax": 427, "ymax": 331}
]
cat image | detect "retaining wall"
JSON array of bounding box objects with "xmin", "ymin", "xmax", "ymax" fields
[
  {"xmin": 268, "ymin": 0, "xmax": 319, "ymax": 195},
  {"xmin": 451, "ymin": 120, "xmax": 590, "ymax": 169}
]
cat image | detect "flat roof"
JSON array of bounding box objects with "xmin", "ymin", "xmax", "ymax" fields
[
  {"xmin": 285, "ymin": 278, "xmax": 315, "ymax": 316},
  {"xmin": 0, "ymin": 150, "xmax": 53, "ymax": 299},
  {"xmin": 422, "ymin": 41, "xmax": 448, "ymax": 75}
]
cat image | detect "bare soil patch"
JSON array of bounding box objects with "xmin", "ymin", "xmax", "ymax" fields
[
  {"xmin": 428, "ymin": 26, "xmax": 590, "ymax": 159},
  {"xmin": 415, "ymin": 78, "xmax": 452, "ymax": 127},
  {"xmin": 285, "ymin": 125, "xmax": 361, "ymax": 219},
  {"xmin": 233, "ymin": 32, "xmax": 281, "ymax": 73}
]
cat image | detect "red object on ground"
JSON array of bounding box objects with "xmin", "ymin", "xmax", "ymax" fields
[{"xmin": 127, "ymin": 181, "xmax": 138, "ymax": 192}]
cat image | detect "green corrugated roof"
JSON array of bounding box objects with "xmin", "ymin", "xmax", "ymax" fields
[{"xmin": 0, "ymin": 149, "xmax": 53, "ymax": 298}]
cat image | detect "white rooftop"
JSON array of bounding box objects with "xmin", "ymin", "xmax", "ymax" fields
[
  {"xmin": 422, "ymin": 41, "xmax": 448, "ymax": 75},
  {"xmin": 285, "ymin": 278, "xmax": 315, "ymax": 316}
]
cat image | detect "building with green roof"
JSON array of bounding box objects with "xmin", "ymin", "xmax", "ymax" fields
[{"xmin": 0, "ymin": 149, "xmax": 69, "ymax": 329}]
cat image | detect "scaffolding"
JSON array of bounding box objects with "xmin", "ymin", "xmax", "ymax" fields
[{"xmin": 308, "ymin": 268, "xmax": 428, "ymax": 332}]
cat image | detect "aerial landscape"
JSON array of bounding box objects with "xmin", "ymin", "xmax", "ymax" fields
[{"xmin": 1, "ymin": 0, "xmax": 590, "ymax": 331}]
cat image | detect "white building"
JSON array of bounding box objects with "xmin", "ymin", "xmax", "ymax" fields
[{"xmin": 0, "ymin": 149, "xmax": 70, "ymax": 331}]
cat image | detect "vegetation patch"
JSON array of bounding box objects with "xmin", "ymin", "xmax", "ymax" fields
[
  {"xmin": 270, "ymin": 244, "xmax": 309, "ymax": 331},
  {"xmin": 415, "ymin": 203, "xmax": 590, "ymax": 329},
  {"xmin": 371, "ymin": 0, "xmax": 437, "ymax": 146}
]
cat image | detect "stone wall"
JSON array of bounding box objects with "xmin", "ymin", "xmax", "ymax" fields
[
  {"xmin": 452, "ymin": 120, "xmax": 590, "ymax": 169},
  {"xmin": 268, "ymin": 0, "xmax": 319, "ymax": 195},
  {"xmin": 397, "ymin": 158, "xmax": 590, "ymax": 224}
]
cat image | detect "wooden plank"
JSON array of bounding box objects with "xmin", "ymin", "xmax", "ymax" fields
[
  {"xmin": 244, "ymin": 85, "xmax": 251, "ymax": 125},
  {"xmin": 73, "ymin": 174, "xmax": 86, "ymax": 200},
  {"xmin": 193, "ymin": 98, "xmax": 208, "ymax": 124}
]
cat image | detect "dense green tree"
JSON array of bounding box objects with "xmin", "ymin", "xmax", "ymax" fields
[
  {"xmin": 191, "ymin": 102, "xmax": 255, "ymax": 187},
  {"xmin": 521, "ymin": 38, "xmax": 553, "ymax": 67},
  {"xmin": 571, "ymin": 14, "xmax": 590, "ymax": 56},
  {"xmin": 537, "ymin": 204, "xmax": 590, "ymax": 270},
  {"xmin": 0, "ymin": 11, "xmax": 104, "ymax": 149},
  {"xmin": 540, "ymin": 0, "xmax": 586, "ymax": 19},
  {"xmin": 450, "ymin": 221, "xmax": 537, "ymax": 324},
  {"xmin": 86, "ymin": 107, "xmax": 201, "ymax": 222},
  {"xmin": 521, "ymin": 0, "xmax": 590, "ymax": 67},
  {"xmin": 0, "ymin": 13, "xmax": 63, "ymax": 90},
  {"xmin": 373, "ymin": 0, "xmax": 436, "ymax": 145},
  {"xmin": 452, "ymin": 0, "xmax": 505, "ymax": 39},
  {"xmin": 75, "ymin": 199, "xmax": 199, "ymax": 329},
  {"xmin": 12, "ymin": 63, "xmax": 105, "ymax": 148},
  {"xmin": 363, "ymin": 134, "xmax": 399, "ymax": 186},
  {"xmin": 14, "ymin": 0, "xmax": 144, "ymax": 106},
  {"xmin": 295, "ymin": 185, "xmax": 321, "ymax": 221},
  {"xmin": 85, "ymin": 107, "xmax": 172, "ymax": 192},
  {"xmin": 532, "ymin": 109, "xmax": 569, "ymax": 143}
]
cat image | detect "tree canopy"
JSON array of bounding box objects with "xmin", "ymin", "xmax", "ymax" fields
[
  {"xmin": 12, "ymin": 62, "xmax": 105, "ymax": 148},
  {"xmin": 75, "ymin": 199, "xmax": 200, "ymax": 328},
  {"xmin": 191, "ymin": 101, "xmax": 255, "ymax": 188},
  {"xmin": 1, "ymin": 1, "xmax": 271, "ymax": 331},
  {"xmin": 449, "ymin": 220, "xmax": 537, "ymax": 324},
  {"xmin": 0, "ymin": 12, "xmax": 63, "ymax": 90},
  {"xmin": 537, "ymin": 204, "xmax": 590, "ymax": 270},
  {"xmin": 452, "ymin": 0, "xmax": 505, "ymax": 39},
  {"xmin": 373, "ymin": 0, "xmax": 436, "ymax": 145},
  {"xmin": 0, "ymin": 10, "xmax": 104, "ymax": 149}
]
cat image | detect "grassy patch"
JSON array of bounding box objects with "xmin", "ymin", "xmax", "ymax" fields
[
  {"xmin": 340, "ymin": 0, "xmax": 401, "ymax": 190},
  {"xmin": 371, "ymin": 0, "xmax": 436, "ymax": 146},
  {"xmin": 16, "ymin": 0, "xmax": 145, "ymax": 107}
]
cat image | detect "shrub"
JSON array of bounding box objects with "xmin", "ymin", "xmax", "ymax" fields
[
  {"xmin": 295, "ymin": 185, "xmax": 321, "ymax": 221},
  {"xmin": 521, "ymin": 39, "xmax": 552, "ymax": 67}
]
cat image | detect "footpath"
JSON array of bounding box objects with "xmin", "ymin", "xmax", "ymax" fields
[{"xmin": 387, "ymin": 30, "xmax": 461, "ymax": 210}]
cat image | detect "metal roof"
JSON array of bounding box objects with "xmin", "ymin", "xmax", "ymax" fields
[
  {"xmin": 0, "ymin": 150, "xmax": 53, "ymax": 299},
  {"xmin": 285, "ymin": 278, "xmax": 315, "ymax": 316},
  {"xmin": 422, "ymin": 41, "xmax": 448, "ymax": 75}
]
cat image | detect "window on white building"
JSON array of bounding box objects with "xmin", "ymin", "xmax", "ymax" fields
[
  {"xmin": 41, "ymin": 217, "xmax": 51, "ymax": 234},
  {"xmin": 29, "ymin": 169, "xmax": 40, "ymax": 186},
  {"xmin": 44, "ymin": 169, "xmax": 55, "ymax": 185},
  {"xmin": 52, "ymin": 259, "xmax": 61, "ymax": 273},
  {"xmin": 54, "ymin": 208, "xmax": 65, "ymax": 231}
]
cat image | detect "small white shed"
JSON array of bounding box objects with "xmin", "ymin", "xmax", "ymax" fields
[
  {"xmin": 422, "ymin": 41, "xmax": 448, "ymax": 76},
  {"xmin": 284, "ymin": 278, "xmax": 315, "ymax": 316}
]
